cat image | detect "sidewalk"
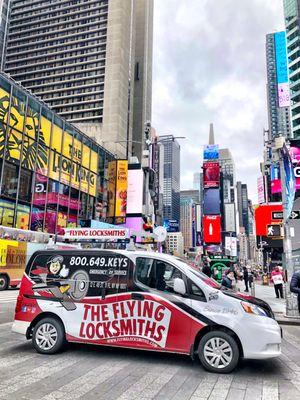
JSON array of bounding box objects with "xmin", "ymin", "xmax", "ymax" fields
[{"xmin": 251, "ymin": 282, "xmax": 300, "ymax": 326}]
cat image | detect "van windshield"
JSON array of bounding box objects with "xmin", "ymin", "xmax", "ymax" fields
[{"xmin": 175, "ymin": 258, "xmax": 221, "ymax": 289}]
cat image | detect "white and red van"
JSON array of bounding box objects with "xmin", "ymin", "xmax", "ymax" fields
[{"xmin": 13, "ymin": 249, "xmax": 281, "ymax": 373}]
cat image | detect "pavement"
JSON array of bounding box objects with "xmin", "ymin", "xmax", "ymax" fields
[{"xmin": 245, "ymin": 282, "xmax": 300, "ymax": 326}]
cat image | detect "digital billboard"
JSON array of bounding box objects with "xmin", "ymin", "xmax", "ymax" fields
[
  {"xmin": 203, "ymin": 188, "xmax": 220, "ymax": 215},
  {"xmin": 126, "ymin": 168, "xmax": 143, "ymax": 215},
  {"xmin": 203, "ymin": 144, "xmax": 219, "ymax": 160},
  {"xmin": 254, "ymin": 203, "xmax": 283, "ymax": 236},
  {"xmin": 106, "ymin": 160, "xmax": 128, "ymax": 218},
  {"xmin": 203, "ymin": 162, "xmax": 220, "ymax": 188},
  {"xmin": 257, "ymin": 176, "xmax": 266, "ymax": 203},
  {"xmin": 163, "ymin": 219, "xmax": 179, "ymax": 233},
  {"xmin": 274, "ymin": 31, "xmax": 290, "ymax": 108},
  {"xmin": 203, "ymin": 215, "xmax": 221, "ymax": 244}
]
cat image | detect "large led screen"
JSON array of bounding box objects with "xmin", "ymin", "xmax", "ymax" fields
[
  {"xmin": 203, "ymin": 162, "xmax": 220, "ymax": 188},
  {"xmin": 203, "ymin": 189, "xmax": 220, "ymax": 215},
  {"xmin": 203, "ymin": 215, "xmax": 221, "ymax": 244}
]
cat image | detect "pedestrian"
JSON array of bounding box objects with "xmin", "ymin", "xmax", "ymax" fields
[
  {"xmin": 270, "ymin": 266, "xmax": 285, "ymax": 299},
  {"xmin": 243, "ymin": 266, "xmax": 249, "ymax": 292},
  {"xmin": 202, "ymin": 261, "xmax": 212, "ymax": 278},
  {"xmin": 221, "ymin": 270, "xmax": 235, "ymax": 289},
  {"xmin": 290, "ymin": 270, "xmax": 300, "ymax": 313}
]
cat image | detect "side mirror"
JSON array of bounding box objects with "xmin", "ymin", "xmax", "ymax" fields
[{"xmin": 173, "ymin": 278, "xmax": 186, "ymax": 295}]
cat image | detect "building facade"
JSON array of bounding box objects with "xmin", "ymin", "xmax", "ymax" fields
[
  {"xmin": 284, "ymin": 0, "xmax": 300, "ymax": 138},
  {"xmin": 180, "ymin": 198, "xmax": 193, "ymax": 250},
  {"xmin": 266, "ymin": 32, "xmax": 291, "ymax": 139},
  {"xmin": 219, "ymin": 148, "xmax": 236, "ymax": 204},
  {"xmin": 236, "ymin": 181, "xmax": 250, "ymax": 234},
  {"xmin": 0, "ymin": 0, "xmax": 10, "ymax": 69},
  {"xmin": 3, "ymin": 0, "xmax": 153, "ymax": 159},
  {"xmin": 160, "ymin": 135, "xmax": 180, "ymax": 222},
  {"xmin": 0, "ymin": 72, "xmax": 114, "ymax": 234},
  {"xmin": 180, "ymin": 189, "xmax": 200, "ymax": 204},
  {"xmin": 166, "ymin": 232, "xmax": 184, "ymax": 256}
]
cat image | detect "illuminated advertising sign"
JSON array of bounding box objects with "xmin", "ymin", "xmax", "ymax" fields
[
  {"xmin": 225, "ymin": 236, "xmax": 237, "ymax": 257},
  {"xmin": 203, "ymin": 144, "xmax": 219, "ymax": 160},
  {"xmin": 0, "ymin": 87, "xmax": 98, "ymax": 196},
  {"xmin": 254, "ymin": 203, "xmax": 283, "ymax": 236},
  {"xmin": 115, "ymin": 160, "xmax": 128, "ymax": 218},
  {"xmin": 126, "ymin": 168, "xmax": 143, "ymax": 215},
  {"xmin": 203, "ymin": 189, "xmax": 220, "ymax": 215},
  {"xmin": 203, "ymin": 215, "xmax": 221, "ymax": 244},
  {"xmin": 0, "ymin": 200, "xmax": 30, "ymax": 230},
  {"xmin": 106, "ymin": 160, "xmax": 128, "ymax": 218},
  {"xmin": 275, "ymin": 32, "xmax": 290, "ymax": 108},
  {"xmin": 163, "ymin": 219, "xmax": 179, "ymax": 233},
  {"xmin": 257, "ymin": 176, "xmax": 266, "ymax": 204},
  {"xmin": 203, "ymin": 162, "xmax": 220, "ymax": 188}
]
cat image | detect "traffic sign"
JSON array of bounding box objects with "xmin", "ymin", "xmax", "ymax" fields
[
  {"xmin": 267, "ymin": 224, "xmax": 283, "ymax": 238},
  {"xmin": 272, "ymin": 211, "xmax": 283, "ymax": 220},
  {"xmin": 290, "ymin": 211, "xmax": 300, "ymax": 220}
]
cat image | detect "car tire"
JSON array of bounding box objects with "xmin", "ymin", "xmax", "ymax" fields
[
  {"xmin": 0, "ymin": 274, "xmax": 9, "ymax": 291},
  {"xmin": 198, "ymin": 330, "xmax": 239, "ymax": 373},
  {"xmin": 32, "ymin": 317, "xmax": 66, "ymax": 354}
]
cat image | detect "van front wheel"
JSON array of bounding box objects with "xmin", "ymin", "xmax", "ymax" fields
[
  {"xmin": 0, "ymin": 274, "xmax": 8, "ymax": 291},
  {"xmin": 198, "ymin": 330, "xmax": 239, "ymax": 373},
  {"xmin": 32, "ymin": 318, "xmax": 65, "ymax": 354}
]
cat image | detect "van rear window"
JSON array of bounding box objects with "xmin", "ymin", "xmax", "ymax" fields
[{"xmin": 29, "ymin": 252, "xmax": 131, "ymax": 298}]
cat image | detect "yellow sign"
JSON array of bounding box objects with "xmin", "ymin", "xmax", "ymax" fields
[
  {"xmin": 115, "ymin": 160, "xmax": 128, "ymax": 218},
  {"xmin": 107, "ymin": 161, "xmax": 117, "ymax": 218},
  {"xmin": 0, "ymin": 87, "xmax": 98, "ymax": 196},
  {"xmin": 0, "ymin": 200, "xmax": 30, "ymax": 230},
  {"xmin": 0, "ymin": 240, "xmax": 27, "ymax": 282}
]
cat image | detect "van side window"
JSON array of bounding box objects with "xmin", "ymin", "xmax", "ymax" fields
[{"xmin": 136, "ymin": 258, "xmax": 182, "ymax": 293}]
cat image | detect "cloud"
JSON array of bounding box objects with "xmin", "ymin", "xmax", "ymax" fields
[{"xmin": 152, "ymin": 0, "xmax": 285, "ymax": 201}]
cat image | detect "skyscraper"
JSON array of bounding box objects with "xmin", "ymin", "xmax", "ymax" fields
[
  {"xmin": 283, "ymin": 0, "xmax": 300, "ymax": 138},
  {"xmin": 3, "ymin": 0, "xmax": 153, "ymax": 159},
  {"xmin": 160, "ymin": 135, "xmax": 180, "ymax": 222},
  {"xmin": 219, "ymin": 148, "xmax": 236, "ymax": 204},
  {"xmin": 0, "ymin": 0, "xmax": 10, "ymax": 69},
  {"xmin": 266, "ymin": 32, "xmax": 291, "ymax": 139},
  {"xmin": 236, "ymin": 181, "xmax": 250, "ymax": 235}
]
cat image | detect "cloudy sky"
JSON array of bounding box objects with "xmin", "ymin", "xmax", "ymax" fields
[{"xmin": 152, "ymin": 0, "xmax": 285, "ymax": 202}]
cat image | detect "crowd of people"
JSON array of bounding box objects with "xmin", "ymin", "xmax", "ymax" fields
[{"xmin": 200, "ymin": 257, "xmax": 300, "ymax": 314}]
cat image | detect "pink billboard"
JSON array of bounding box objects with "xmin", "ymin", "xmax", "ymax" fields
[{"xmin": 278, "ymin": 82, "xmax": 290, "ymax": 108}]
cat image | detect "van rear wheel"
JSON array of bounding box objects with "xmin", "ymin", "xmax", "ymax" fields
[
  {"xmin": 32, "ymin": 317, "xmax": 65, "ymax": 354},
  {"xmin": 198, "ymin": 330, "xmax": 239, "ymax": 373}
]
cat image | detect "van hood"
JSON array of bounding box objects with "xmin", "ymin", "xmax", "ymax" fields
[{"xmin": 223, "ymin": 290, "xmax": 275, "ymax": 319}]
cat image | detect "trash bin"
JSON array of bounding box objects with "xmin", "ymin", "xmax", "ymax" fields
[{"xmin": 262, "ymin": 274, "xmax": 269, "ymax": 285}]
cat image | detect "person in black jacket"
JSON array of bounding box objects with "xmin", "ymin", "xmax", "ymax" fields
[
  {"xmin": 202, "ymin": 264, "xmax": 212, "ymax": 278},
  {"xmin": 243, "ymin": 266, "xmax": 249, "ymax": 292},
  {"xmin": 290, "ymin": 270, "xmax": 300, "ymax": 313}
]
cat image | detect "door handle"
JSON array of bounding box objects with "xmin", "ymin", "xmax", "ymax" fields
[{"xmin": 131, "ymin": 293, "xmax": 144, "ymax": 301}]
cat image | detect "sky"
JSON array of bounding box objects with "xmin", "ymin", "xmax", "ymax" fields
[{"xmin": 152, "ymin": 0, "xmax": 285, "ymax": 202}]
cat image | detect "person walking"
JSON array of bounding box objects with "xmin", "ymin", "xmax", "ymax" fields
[
  {"xmin": 271, "ymin": 266, "xmax": 285, "ymax": 299},
  {"xmin": 290, "ymin": 270, "xmax": 300, "ymax": 313},
  {"xmin": 202, "ymin": 263, "xmax": 212, "ymax": 278},
  {"xmin": 221, "ymin": 270, "xmax": 235, "ymax": 289},
  {"xmin": 243, "ymin": 266, "xmax": 249, "ymax": 292}
]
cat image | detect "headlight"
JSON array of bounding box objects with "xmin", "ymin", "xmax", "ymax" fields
[{"xmin": 241, "ymin": 301, "xmax": 268, "ymax": 317}]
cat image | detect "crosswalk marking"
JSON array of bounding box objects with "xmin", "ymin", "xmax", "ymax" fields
[{"xmin": 0, "ymin": 291, "xmax": 19, "ymax": 304}]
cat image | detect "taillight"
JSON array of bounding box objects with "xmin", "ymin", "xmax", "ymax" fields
[{"xmin": 15, "ymin": 294, "xmax": 23, "ymax": 314}]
